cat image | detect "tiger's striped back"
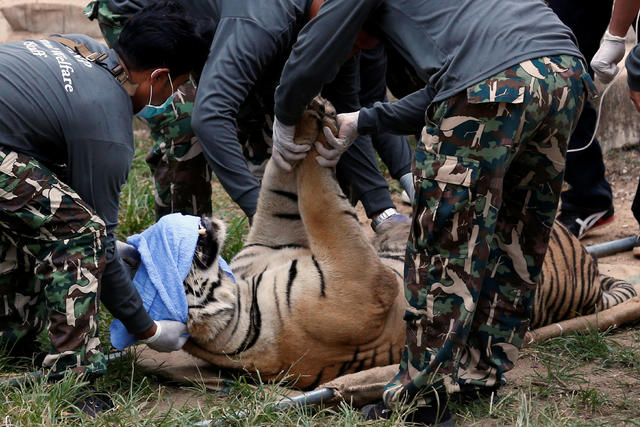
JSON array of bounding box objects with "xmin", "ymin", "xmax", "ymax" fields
[
  {"xmin": 529, "ymin": 222, "xmax": 635, "ymax": 328},
  {"xmin": 372, "ymin": 220, "xmax": 636, "ymax": 330}
]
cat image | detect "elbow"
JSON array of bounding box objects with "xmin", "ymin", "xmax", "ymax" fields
[
  {"xmin": 192, "ymin": 106, "xmax": 235, "ymax": 141},
  {"xmin": 191, "ymin": 107, "xmax": 206, "ymax": 138}
]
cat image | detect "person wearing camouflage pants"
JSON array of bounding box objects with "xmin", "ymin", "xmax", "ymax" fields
[
  {"xmin": 0, "ymin": 148, "xmax": 107, "ymax": 375},
  {"xmin": 272, "ymin": 0, "xmax": 592, "ymax": 423},
  {"xmin": 383, "ymin": 55, "xmax": 590, "ymax": 407},
  {"xmin": 0, "ymin": 4, "xmax": 209, "ymax": 380}
]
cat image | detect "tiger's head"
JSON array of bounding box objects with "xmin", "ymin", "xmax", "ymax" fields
[{"xmin": 183, "ymin": 216, "xmax": 238, "ymax": 342}]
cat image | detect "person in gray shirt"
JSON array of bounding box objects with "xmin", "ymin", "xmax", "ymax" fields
[
  {"xmin": 272, "ymin": 0, "xmax": 592, "ymax": 423},
  {"xmin": 86, "ymin": 0, "xmax": 406, "ymax": 230},
  {"xmin": 0, "ymin": 2, "xmax": 209, "ymax": 388}
]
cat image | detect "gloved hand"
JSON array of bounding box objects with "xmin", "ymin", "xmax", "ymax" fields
[
  {"xmin": 140, "ymin": 320, "xmax": 188, "ymax": 352},
  {"xmin": 590, "ymin": 30, "xmax": 627, "ymax": 84},
  {"xmin": 271, "ymin": 117, "xmax": 309, "ymax": 171},
  {"xmin": 315, "ymin": 111, "xmax": 359, "ymax": 168}
]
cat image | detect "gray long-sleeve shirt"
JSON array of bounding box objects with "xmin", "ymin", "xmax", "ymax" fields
[
  {"xmin": 275, "ymin": 0, "xmax": 583, "ymax": 130},
  {"xmin": 358, "ymin": 86, "xmax": 435, "ymax": 137},
  {"xmin": 110, "ymin": 0, "xmax": 369, "ymax": 217},
  {"xmin": 108, "ymin": 0, "xmax": 324, "ymax": 217},
  {"xmin": 0, "ymin": 35, "xmax": 152, "ymax": 335},
  {"xmin": 190, "ymin": 0, "xmax": 313, "ymax": 217}
]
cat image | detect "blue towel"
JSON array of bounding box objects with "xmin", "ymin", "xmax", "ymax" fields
[
  {"xmin": 110, "ymin": 213, "xmax": 200, "ymax": 350},
  {"xmin": 219, "ymin": 256, "xmax": 236, "ymax": 283}
]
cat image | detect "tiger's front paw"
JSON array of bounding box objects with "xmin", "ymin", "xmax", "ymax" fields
[{"xmin": 294, "ymin": 96, "xmax": 338, "ymax": 148}]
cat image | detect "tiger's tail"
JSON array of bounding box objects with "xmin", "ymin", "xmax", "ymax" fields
[{"xmin": 597, "ymin": 275, "xmax": 637, "ymax": 310}]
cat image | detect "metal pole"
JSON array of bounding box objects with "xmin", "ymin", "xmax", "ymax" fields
[
  {"xmin": 195, "ymin": 387, "xmax": 336, "ymax": 426},
  {"xmin": 585, "ymin": 235, "xmax": 640, "ymax": 258}
]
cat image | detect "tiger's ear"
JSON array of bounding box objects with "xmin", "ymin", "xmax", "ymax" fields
[{"xmin": 193, "ymin": 217, "xmax": 227, "ymax": 270}]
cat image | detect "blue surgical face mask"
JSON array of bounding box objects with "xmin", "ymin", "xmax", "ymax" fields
[{"xmin": 136, "ymin": 70, "xmax": 176, "ymax": 119}]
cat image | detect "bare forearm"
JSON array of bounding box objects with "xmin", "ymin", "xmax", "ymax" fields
[{"xmin": 610, "ymin": 0, "xmax": 640, "ymax": 36}]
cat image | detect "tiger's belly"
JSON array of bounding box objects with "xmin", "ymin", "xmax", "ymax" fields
[{"xmin": 187, "ymin": 251, "xmax": 407, "ymax": 388}]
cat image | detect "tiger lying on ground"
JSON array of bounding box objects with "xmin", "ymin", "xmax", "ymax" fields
[{"xmin": 181, "ymin": 97, "xmax": 636, "ymax": 389}]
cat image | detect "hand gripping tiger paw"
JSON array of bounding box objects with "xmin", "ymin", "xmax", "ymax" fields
[
  {"xmin": 315, "ymin": 110, "xmax": 359, "ymax": 168},
  {"xmin": 128, "ymin": 96, "xmax": 637, "ymax": 389},
  {"xmin": 272, "ymin": 97, "xmax": 339, "ymax": 170}
]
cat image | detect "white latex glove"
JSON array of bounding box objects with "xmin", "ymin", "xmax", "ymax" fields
[
  {"xmin": 140, "ymin": 320, "xmax": 188, "ymax": 352},
  {"xmin": 315, "ymin": 111, "xmax": 360, "ymax": 168},
  {"xmin": 591, "ymin": 30, "xmax": 627, "ymax": 84},
  {"xmin": 271, "ymin": 117, "xmax": 309, "ymax": 171}
]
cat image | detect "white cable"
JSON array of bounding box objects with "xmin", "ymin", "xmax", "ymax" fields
[
  {"xmin": 566, "ymin": 71, "xmax": 623, "ymax": 154},
  {"xmin": 567, "ymin": 9, "xmax": 640, "ymax": 154}
]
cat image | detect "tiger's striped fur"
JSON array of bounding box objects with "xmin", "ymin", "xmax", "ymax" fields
[
  {"xmin": 532, "ymin": 223, "xmax": 636, "ymax": 328},
  {"xmin": 181, "ymin": 97, "xmax": 636, "ymax": 389}
]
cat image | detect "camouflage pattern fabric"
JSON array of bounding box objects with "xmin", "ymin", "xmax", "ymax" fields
[
  {"xmin": 383, "ymin": 55, "xmax": 592, "ymax": 408},
  {"xmin": 85, "ymin": 0, "xmax": 213, "ymax": 218},
  {"xmin": 144, "ymin": 82, "xmax": 213, "ymax": 218},
  {"xmin": 83, "ymin": 1, "xmax": 128, "ymax": 47},
  {"xmin": 0, "ymin": 147, "xmax": 107, "ymax": 375}
]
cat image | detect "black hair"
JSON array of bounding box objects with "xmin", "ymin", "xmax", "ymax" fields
[{"xmin": 114, "ymin": 1, "xmax": 213, "ymax": 78}]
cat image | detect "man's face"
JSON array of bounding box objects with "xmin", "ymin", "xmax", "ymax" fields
[{"xmin": 131, "ymin": 69, "xmax": 191, "ymax": 113}]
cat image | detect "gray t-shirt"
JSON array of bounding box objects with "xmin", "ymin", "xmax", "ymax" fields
[
  {"xmin": 0, "ymin": 34, "xmax": 152, "ymax": 334},
  {"xmin": 275, "ymin": 0, "xmax": 584, "ymax": 126}
]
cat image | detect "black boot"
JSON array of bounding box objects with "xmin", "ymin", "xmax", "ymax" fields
[
  {"xmin": 362, "ymin": 399, "xmax": 456, "ymax": 426},
  {"xmin": 451, "ymin": 385, "xmax": 500, "ymax": 406},
  {"xmin": 75, "ymin": 385, "xmax": 114, "ymax": 417}
]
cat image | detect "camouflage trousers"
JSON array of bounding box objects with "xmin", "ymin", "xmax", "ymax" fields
[
  {"xmin": 383, "ymin": 55, "xmax": 591, "ymax": 408},
  {"xmin": 0, "ymin": 147, "xmax": 107, "ymax": 375},
  {"xmin": 85, "ymin": 1, "xmax": 213, "ymax": 219}
]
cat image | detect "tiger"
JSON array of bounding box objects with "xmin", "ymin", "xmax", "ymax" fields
[{"xmin": 181, "ymin": 96, "xmax": 636, "ymax": 389}]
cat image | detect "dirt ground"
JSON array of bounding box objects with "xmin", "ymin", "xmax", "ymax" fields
[{"xmin": 583, "ymin": 146, "xmax": 640, "ymax": 256}]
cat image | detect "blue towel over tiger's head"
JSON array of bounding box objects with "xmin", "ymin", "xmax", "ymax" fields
[{"xmin": 110, "ymin": 213, "xmax": 201, "ymax": 350}]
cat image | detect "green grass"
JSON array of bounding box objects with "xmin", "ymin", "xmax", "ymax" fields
[
  {"xmin": 116, "ymin": 144, "xmax": 156, "ymax": 240},
  {"xmin": 221, "ymin": 215, "xmax": 249, "ymax": 261}
]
